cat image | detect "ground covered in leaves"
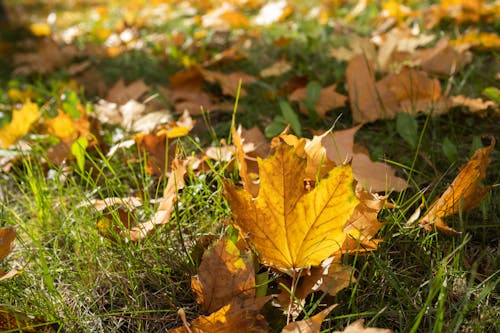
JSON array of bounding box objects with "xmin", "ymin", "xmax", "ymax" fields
[{"xmin": 0, "ymin": 0, "xmax": 499, "ymax": 332}]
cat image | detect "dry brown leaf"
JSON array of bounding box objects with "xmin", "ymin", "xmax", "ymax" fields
[
  {"xmin": 281, "ymin": 305, "xmax": 337, "ymax": 333},
  {"xmin": 450, "ymin": 95, "xmax": 496, "ymax": 113},
  {"xmin": 295, "ymin": 258, "xmax": 353, "ymax": 299},
  {"xmin": 419, "ymin": 138, "xmax": 495, "ymax": 234},
  {"xmin": 191, "ymin": 236, "xmax": 255, "ymax": 314},
  {"xmin": 129, "ymin": 157, "xmax": 188, "ymax": 241},
  {"xmin": 347, "ymin": 54, "xmax": 447, "ymax": 123},
  {"xmin": 13, "ymin": 38, "xmax": 77, "ymax": 75},
  {"xmin": 351, "ymin": 153, "xmax": 408, "ymax": 192},
  {"xmin": 106, "ymin": 79, "xmax": 149, "ymax": 104},
  {"xmin": 333, "ymin": 319, "xmax": 393, "ymax": 333},
  {"xmin": 224, "ymin": 143, "xmax": 359, "ymax": 273},
  {"xmin": 322, "ymin": 126, "xmax": 362, "ymax": 165},
  {"xmin": 346, "ymin": 55, "xmax": 385, "ymax": 123},
  {"xmin": 260, "ymin": 60, "xmax": 292, "ymax": 78},
  {"xmin": 289, "ymin": 84, "xmax": 347, "ymax": 118},
  {"xmin": 342, "ymin": 191, "xmax": 389, "ymax": 253},
  {"xmin": 414, "ymin": 38, "xmax": 472, "ymax": 76},
  {"xmin": 133, "ymin": 111, "xmax": 193, "ymax": 176},
  {"xmin": 168, "ymin": 297, "xmax": 271, "ymax": 333},
  {"xmin": 0, "ymin": 226, "xmax": 16, "ymax": 262},
  {"xmin": 232, "ymin": 127, "xmax": 259, "ymax": 197},
  {"xmin": 375, "ymin": 67, "xmax": 443, "ymax": 116},
  {"xmin": 201, "ymin": 69, "xmax": 257, "ymax": 97}
]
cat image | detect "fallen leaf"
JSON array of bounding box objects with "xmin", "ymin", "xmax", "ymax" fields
[
  {"xmin": 0, "ymin": 101, "xmax": 39, "ymax": 148},
  {"xmin": 0, "ymin": 226, "xmax": 16, "ymax": 262},
  {"xmin": 13, "ymin": 38, "xmax": 77, "ymax": 75},
  {"xmin": 201, "ymin": 69, "xmax": 257, "ymax": 97},
  {"xmin": 342, "ymin": 191, "xmax": 389, "ymax": 253},
  {"xmin": 289, "ymin": 84, "xmax": 347, "ymax": 118},
  {"xmin": 413, "ymin": 38, "xmax": 472, "ymax": 76},
  {"xmin": 347, "ymin": 54, "xmax": 447, "ymax": 123},
  {"xmin": 450, "ymin": 95, "xmax": 496, "ymax": 114},
  {"xmin": 202, "ymin": 3, "xmax": 250, "ymax": 29},
  {"xmin": 45, "ymin": 110, "xmax": 90, "ymax": 143},
  {"xmin": 332, "ymin": 319, "xmax": 393, "ymax": 333},
  {"xmin": 232, "ymin": 127, "xmax": 259, "ymax": 197},
  {"xmin": 281, "ymin": 305, "xmax": 336, "ymax": 333},
  {"xmin": 168, "ymin": 297, "xmax": 271, "ymax": 333},
  {"xmin": 346, "ymin": 54, "xmax": 385, "ymax": 123},
  {"xmin": 254, "ymin": 0, "xmax": 293, "ymax": 25},
  {"xmin": 452, "ymin": 31, "xmax": 500, "ymax": 50},
  {"xmin": 134, "ymin": 111, "xmax": 193, "ymax": 176},
  {"xmin": 351, "ymin": 153, "xmax": 408, "ymax": 192},
  {"xmin": 106, "ymin": 79, "xmax": 149, "ymax": 104},
  {"xmin": 128, "ymin": 157, "xmax": 187, "ymax": 241},
  {"xmin": 224, "ymin": 143, "xmax": 359, "ymax": 273},
  {"xmin": 419, "ymin": 138, "xmax": 495, "ymax": 234},
  {"xmin": 191, "ymin": 236, "xmax": 255, "ymax": 314},
  {"xmin": 295, "ymin": 258, "xmax": 354, "ymax": 299},
  {"xmin": 260, "ymin": 60, "xmax": 292, "ymax": 78}
]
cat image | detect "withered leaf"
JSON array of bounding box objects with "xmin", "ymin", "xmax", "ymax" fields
[
  {"xmin": 419, "ymin": 138, "xmax": 495, "ymax": 234},
  {"xmin": 0, "ymin": 227, "xmax": 16, "ymax": 262},
  {"xmin": 191, "ymin": 236, "xmax": 255, "ymax": 314},
  {"xmin": 169, "ymin": 297, "xmax": 271, "ymax": 333},
  {"xmin": 281, "ymin": 305, "xmax": 337, "ymax": 333}
]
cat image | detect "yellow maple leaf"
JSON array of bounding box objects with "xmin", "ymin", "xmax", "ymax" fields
[
  {"xmin": 224, "ymin": 144, "xmax": 359, "ymax": 273},
  {"xmin": 0, "ymin": 101, "xmax": 39, "ymax": 148}
]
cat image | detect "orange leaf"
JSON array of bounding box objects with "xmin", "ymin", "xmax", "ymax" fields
[
  {"xmin": 0, "ymin": 227, "xmax": 16, "ymax": 262},
  {"xmin": 168, "ymin": 297, "xmax": 271, "ymax": 333},
  {"xmin": 419, "ymin": 138, "xmax": 495, "ymax": 234},
  {"xmin": 342, "ymin": 191, "xmax": 390, "ymax": 253},
  {"xmin": 191, "ymin": 236, "xmax": 255, "ymax": 314},
  {"xmin": 224, "ymin": 143, "xmax": 359, "ymax": 273},
  {"xmin": 281, "ymin": 305, "xmax": 337, "ymax": 333}
]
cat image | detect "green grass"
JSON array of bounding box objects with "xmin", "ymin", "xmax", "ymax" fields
[{"xmin": 1, "ymin": 0, "xmax": 499, "ymax": 332}]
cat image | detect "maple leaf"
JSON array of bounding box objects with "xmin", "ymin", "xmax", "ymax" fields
[
  {"xmin": 191, "ymin": 236, "xmax": 255, "ymax": 314},
  {"xmin": 280, "ymin": 127, "xmax": 408, "ymax": 192},
  {"xmin": 169, "ymin": 297, "xmax": 271, "ymax": 333},
  {"xmin": 224, "ymin": 143, "xmax": 359, "ymax": 273},
  {"xmin": 281, "ymin": 305, "xmax": 336, "ymax": 333},
  {"xmin": 346, "ymin": 55, "xmax": 446, "ymax": 123},
  {"xmin": 419, "ymin": 138, "xmax": 495, "ymax": 234},
  {"xmin": 0, "ymin": 101, "xmax": 39, "ymax": 148}
]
